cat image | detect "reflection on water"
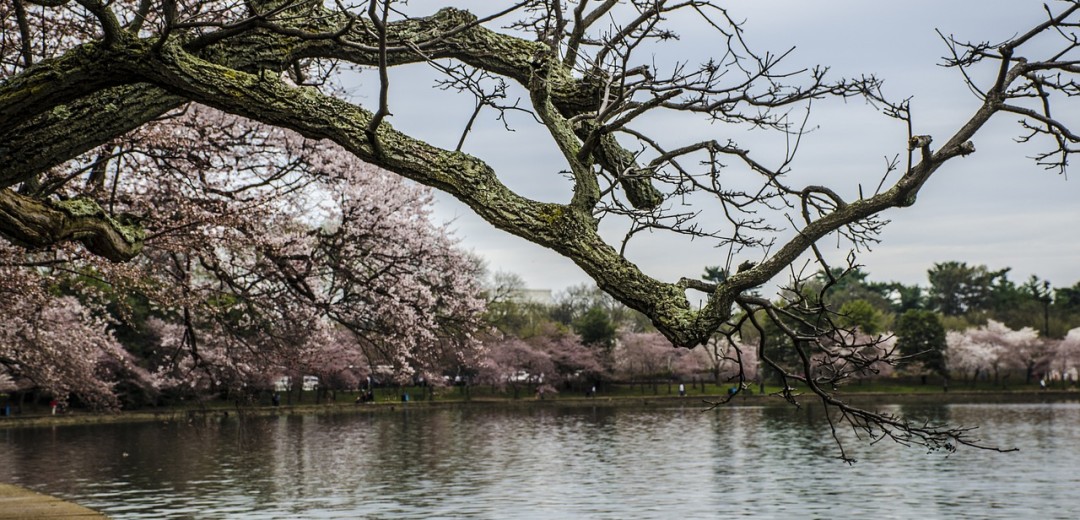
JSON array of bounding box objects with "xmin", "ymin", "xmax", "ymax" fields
[{"xmin": 2, "ymin": 402, "xmax": 1078, "ymax": 519}]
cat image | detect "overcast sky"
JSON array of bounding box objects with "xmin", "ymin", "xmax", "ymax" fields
[{"xmin": 365, "ymin": 1, "xmax": 1080, "ymax": 295}]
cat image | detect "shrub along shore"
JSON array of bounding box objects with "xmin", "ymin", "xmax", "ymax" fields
[{"xmin": 1, "ymin": 382, "xmax": 1076, "ymax": 430}]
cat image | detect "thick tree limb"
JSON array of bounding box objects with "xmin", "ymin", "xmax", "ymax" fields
[
  {"xmin": 98, "ymin": 39, "xmax": 717, "ymax": 345},
  {"xmin": 0, "ymin": 189, "xmax": 143, "ymax": 261}
]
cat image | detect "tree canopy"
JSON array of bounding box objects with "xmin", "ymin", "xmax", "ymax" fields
[
  {"xmin": 2, "ymin": 0, "xmax": 1079, "ymax": 458},
  {"xmin": 0, "ymin": 106, "xmax": 487, "ymax": 407},
  {"xmin": 895, "ymin": 309, "xmax": 948, "ymax": 378}
]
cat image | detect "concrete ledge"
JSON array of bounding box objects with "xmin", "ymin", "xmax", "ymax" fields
[{"xmin": 0, "ymin": 483, "xmax": 107, "ymax": 519}]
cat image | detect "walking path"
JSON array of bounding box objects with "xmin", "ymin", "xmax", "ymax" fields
[{"xmin": 0, "ymin": 483, "xmax": 107, "ymax": 519}]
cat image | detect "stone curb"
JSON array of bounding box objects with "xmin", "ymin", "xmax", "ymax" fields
[{"xmin": 0, "ymin": 483, "xmax": 107, "ymax": 519}]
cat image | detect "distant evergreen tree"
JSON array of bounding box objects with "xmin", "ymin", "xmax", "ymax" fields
[{"xmin": 895, "ymin": 309, "xmax": 948, "ymax": 379}]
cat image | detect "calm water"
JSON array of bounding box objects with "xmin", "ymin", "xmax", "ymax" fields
[{"xmin": 1, "ymin": 402, "xmax": 1078, "ymax": 518}]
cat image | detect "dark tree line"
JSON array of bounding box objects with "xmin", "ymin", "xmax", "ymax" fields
[{"xmin": 818, "ymin": 262, "xmax": 1080, "ymax": 339}]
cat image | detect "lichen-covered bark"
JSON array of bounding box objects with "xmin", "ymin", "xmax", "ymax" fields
[
  {"xmin": 1, "ymin": 85, "xmax": 185, "ymax": 188},
  {"xmin": 0, "ymin": 8, "xmax": 602, "ymax": 189},
  {"xmin": 0, "ymin": 189, "xmax": 143, "ymax": 261}
]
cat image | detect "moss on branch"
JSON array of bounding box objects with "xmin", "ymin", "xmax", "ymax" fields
[{"xmin": 0, "ymin": 190, "xmax": 144, "ymax": 261}]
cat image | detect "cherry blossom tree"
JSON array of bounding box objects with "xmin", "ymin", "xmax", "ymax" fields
[
  {"xmin": 701, "ymin": 335, "xmax": 760, "ymax": 387},
  {"xmin": 1046, "ymin": 327, "xmax": 1080, "ymax": 384},
  {"xmin": 0, "ymin": 103, "xmax": 486, "ymax": 407},
  {"xmin": 478, "ymin": 337, "xmax": 555, "ymax": 398},
  {"xmin": 527, "ymin": 324, "xmax": 606, "ymax": 386},
  {"xmin": 0, "ymin": 249, "xmax": 156, "ymax": 409},
  {"xmin": 993, "ymin": 322, "xmax": 1048, "ymax": 385},
  {"xmin": 143, "ymin": 317, "xmax": 278, "ymax": 400},
  {"xmin": 945, "ymin": 329, "xmax": 997, "ymax": 385},
  {"xmin": 616, "ymin": 331, "xmax": 704, "ymax": 393},
  {"xmin": 946, "ymin": 320, "xmax": 1045, "ymax": 386},
  {"xmin": 476, "ymin": 323, "xmax": 610, "ymax": 397},
  {"xmin": 816, "ymin": 330, "xmax": 898, "ymax": 384}
]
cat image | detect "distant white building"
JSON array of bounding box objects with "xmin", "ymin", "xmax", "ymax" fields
[
  {"xmin": 274, "ymin": 375, "xmax": 319, "ymax": 392},
  {"xmin": 510, "ymin": 288, "xmax": 554, "ymax": 306}
]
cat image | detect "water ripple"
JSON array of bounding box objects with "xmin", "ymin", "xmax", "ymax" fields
[{"xmin": 1, "ymin": 402, "xmax": 1078, "ymax": 518}]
